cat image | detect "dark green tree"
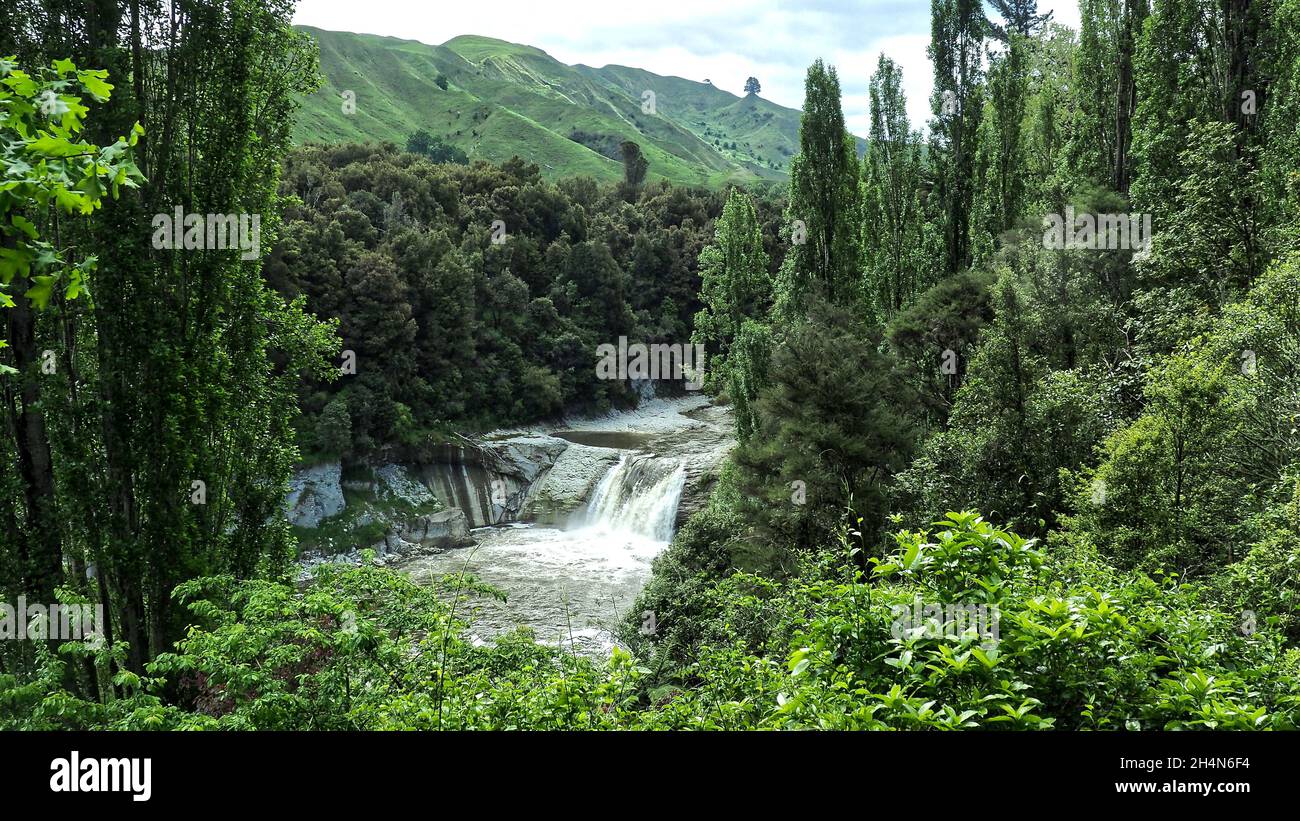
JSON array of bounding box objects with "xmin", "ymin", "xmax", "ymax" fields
[
  {"xmin": 620, "ymin": 140, "xmax": 649, "ymax": 187},
  {"xmin": 929, "ymin": 0, "xmax": 987, "ymax": 276},
  {"xmin": 862, "ymin": 55, "xmax": 928, "ymax": 318},
  {"xmin": 406, "ymin": 129, "xmax": 468, "ymax": 164},
  {"xmin": 407, "ymin": 128, "xmax": 434, "ymax": 156},
  {"xmin": 734, "ymin": 298, "xmax": 917, "ymax": 566},
  {"xmin": 985, "ymin": 0, "xmax": 1053, "ymax": 41},
  {"xmin": 315, "ymin": 395, "xmax": 352, "ymax": 457},
  {"xmin": 692, "ymin": 187, "xmax": 771, "ymax": 390},
  {"xmin": 774, "ymin": 60, "xmax": 862, "ymax": 319}
]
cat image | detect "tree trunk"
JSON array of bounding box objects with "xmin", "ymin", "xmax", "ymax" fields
[{"xmin": 3, "ymin": 236, "xmax": 64, "ymax": 601}]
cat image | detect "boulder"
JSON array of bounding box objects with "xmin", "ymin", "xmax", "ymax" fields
[
  {"xmin": 478, "ymin": 435, "xmax": 570, "ymax": 484},
  {"xmin": 387, "ymin": 508, "xmax": 475, "ymax": 550}
]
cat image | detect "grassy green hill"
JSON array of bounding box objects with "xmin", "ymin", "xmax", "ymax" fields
[{"xmin": 294, "ymin": 26, "xmax": 863, "ymax": 186}]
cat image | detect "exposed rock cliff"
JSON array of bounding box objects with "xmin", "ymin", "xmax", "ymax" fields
[{"xmin": 290, "ymin": 396, "xmax": 734, "ymax": 566}]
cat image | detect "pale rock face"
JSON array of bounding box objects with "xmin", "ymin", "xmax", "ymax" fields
[
  {"xmin": 285, "ymin": 462, "xmax": 345, "ymax": 528},
  {"xmin": 522, "ymin": 444, "xmax": 622, "ymax": 525},
  {"xmin": 418, "ymin": 435, "xmax": 571, "ymax": 527},
  {"xmin": 374, "ymin": 463, "xmax": 439, "ymax": 509},
  {"xmin": 478, "ymin": 435, "xmax": 569, "ymax": 484}
]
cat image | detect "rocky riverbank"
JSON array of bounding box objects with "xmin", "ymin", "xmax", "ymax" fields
[{"xmin": 288, "ymin": 395, "xmax": 735, "ymax": 571}]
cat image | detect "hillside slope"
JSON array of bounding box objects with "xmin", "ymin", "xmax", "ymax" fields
[{"xmin": 294, "ymin": 26, "xmax": 862, "ymax": 186}]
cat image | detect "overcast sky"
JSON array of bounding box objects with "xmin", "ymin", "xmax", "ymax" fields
[{"xmin": 293, "ymin": 0, "xmax": 1081, "ymax": 136}]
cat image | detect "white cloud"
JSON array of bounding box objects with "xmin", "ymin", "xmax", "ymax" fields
[{"xmin": 1040, "ymin": 0, "xmax": 1083, "ymax": 30}]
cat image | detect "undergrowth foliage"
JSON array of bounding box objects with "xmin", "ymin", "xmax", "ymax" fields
[{"xmin": 5, "ymin": 512, "xmax": 1292, "ymax": 730}]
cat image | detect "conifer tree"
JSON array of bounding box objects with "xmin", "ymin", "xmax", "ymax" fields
[{"xmin": 986, "ymin": 0, "xmax": 1054, "ymax": 41}]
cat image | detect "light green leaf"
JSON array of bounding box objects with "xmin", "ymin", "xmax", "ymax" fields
[
  {"xmin": 29, "ymin": 133, "xmax": 88, "ymax": 157},
  {"xmin": 0, "ymin": 246, "xmax": 32, "ymax": 282},
  {"xmin": 24, "ymin": 274, "xmax": 57, "ymax": 309},
  {"xmin": 77, "ymin": 69, "xmax": 112, "ymax": 101},
  {"xmin": 10, "ymin": 214, "xmax": 37, "ymax": 240}
]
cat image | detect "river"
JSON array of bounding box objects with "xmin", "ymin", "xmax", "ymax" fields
[{"xmin": 396, "ymin": 396, "xmax": 731, "ymax": 655}]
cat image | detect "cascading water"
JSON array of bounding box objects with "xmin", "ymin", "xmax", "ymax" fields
[
  {"xmin": 399, "ymin": 453, "xmax": 687, "ymax": 655},
  {"xmin": 397, "ymin": 398, "xmax": 730, "ymax": 655},
  {"xmin": 582, "ymin": 455, "xmax": 686, "ymax": 541}
]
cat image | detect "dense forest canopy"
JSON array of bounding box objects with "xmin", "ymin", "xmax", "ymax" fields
[
  {"xmin": 267, "ymin": 143, "xmax": 785, "ymax": 451},
  {"xmin": 1, "ymin": 0, "xmax": 1299, "ymax": 735}
]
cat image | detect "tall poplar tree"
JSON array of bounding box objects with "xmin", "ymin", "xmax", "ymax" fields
[
  {"xmin": 773, "ymin": 60, "xmax": 862, "ymax": 320},
  {"xmin": 861, "ymin": 55, "xmax": 927, "ymax": 318},
  {"xmin": 971, "ymin": 33, "xmax": 1029, "ymax": 264},
  {"xmin": 0, "ymin": 0, "xmax": 337, "ymax": 679},
  {"xmin": 929, "ymin": 0, "xmax": 987, "ymax": 276},
  {"xmin": 1132, "ymin": 0, "xmax": 1276, "ymax": 301},
  {"xmin": 692, "ymin": 188, "xmax": 771, "ymax": 391}
]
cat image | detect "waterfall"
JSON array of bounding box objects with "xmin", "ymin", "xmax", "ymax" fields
[{"xmin": 582, "ymin": 454, "xmax": 686, "ymax": 542}]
